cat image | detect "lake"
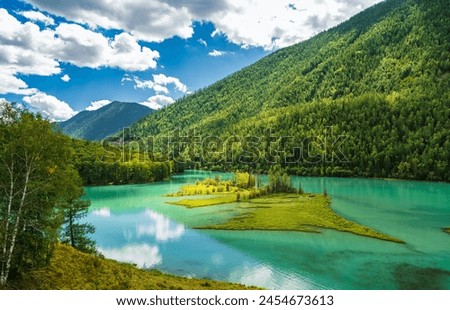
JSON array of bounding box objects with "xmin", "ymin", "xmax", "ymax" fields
[{"xmin": 84, "ymin": 170, "xmax": 450, "ymax": 289}]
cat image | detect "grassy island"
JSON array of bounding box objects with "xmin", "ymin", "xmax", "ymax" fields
[
  {"xmin": 444, "ymin": 228, "xmax": 450, "ymax": 234},
  {"xmin": 167, "ymin": 170, "xmax": 404, "ymax": 243},
  {"xmin": 198, "ymin": 194, "xmax": 403, "ymax": 243},
  {"xmin": 4, "ymin": 244, "xmax": 255, "ymax": 290}
]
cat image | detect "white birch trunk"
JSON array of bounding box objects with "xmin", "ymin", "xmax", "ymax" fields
[{"xmin": 0, "ymin": 165, "xmax": 30, "ymax": 286}]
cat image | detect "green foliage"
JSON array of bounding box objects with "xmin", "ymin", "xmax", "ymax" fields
[
  {"xmin": 267, "ymin": 165, "xmax": 296, "ymax": 193},
  {"xmin": 76, "ymin": 160, "xmax": 172, "ymax": 186},
  {"xmin": 120, "ymin": 0, "xmax": 450, "ymax": 182},
  {"xmin": 167, "ymin": 171, "xmax": 265, "ymax": 207},
  {"xmin": 60, "ymin": 196, "xmax": 97, "ymax": 255},
  {"xmin": 167, "ymin": 177, "xmax": 238, "ymax": 197},
  {"xmin": 0, "ymin": 103, "xmax": 86, "ymax": 284},
  {"xmin": 69, "ymin": 139, "xmax": 176, "ymax": 186},
  {"xmin": 233, "ymin": 171, "xmax": 255, "ymax": 189},
  {"xmin": 58, "ymin": 101, "xmax": 153, "ymax": 141}
]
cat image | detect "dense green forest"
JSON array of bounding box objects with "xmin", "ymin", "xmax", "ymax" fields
[
  {"xmin": 70, "ymin": 138, "xmax": 179, "ymax": 186},
  {"xmin": 120, "ymin": 0, "xmax": 450, "ymax": 181}
]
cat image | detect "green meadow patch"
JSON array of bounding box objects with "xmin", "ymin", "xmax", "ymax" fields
[{"xmin": 168, "ymin": 194, "xmax": 237, "ymax": 208}]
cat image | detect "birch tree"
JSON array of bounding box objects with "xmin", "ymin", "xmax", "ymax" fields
[{"xmin": 0, "ymin": 102, "xmax": 76, "ymax": 285}]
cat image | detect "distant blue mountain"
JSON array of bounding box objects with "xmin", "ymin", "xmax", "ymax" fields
[{"xmin": 58, "ymin": 101, "xmax": 153, "ymax": 141}]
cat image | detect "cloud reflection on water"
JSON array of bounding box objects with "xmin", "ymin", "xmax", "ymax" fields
[
  {"xmin": 137, "ymin": 209, "xmax": 185, "ymax": 242},
  {"xmin": 91, "ymin": 208, "xmax": 111, "ymax": 218},
  {"xmin": 99, "ymin": 244, "xmax": 162, "ymax": 268},
  {"xmin": 229, "ymin": 263, "xmax": 315, "ymax": 290}
]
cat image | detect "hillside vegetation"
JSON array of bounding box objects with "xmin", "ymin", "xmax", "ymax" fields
[
  {"xmin": 122, "ymin": 0, "xmax": 450, "ymax": 181},
  {"xmin": 59, "ymin": 101, "xmax": 153, "ymax": 141},
  {"xmin": 5, "ymin": 244, "xmax": 252, "ymax": 290},
  {"xmin": 69, "ymin": 138, "xmax": 182, "ymax": 185}
]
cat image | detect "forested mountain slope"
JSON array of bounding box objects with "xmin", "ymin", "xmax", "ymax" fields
[
  {"xmin": 59, "ymin": 101, "xmax": 153, "ymax": 141},
  {"xmin": 121, "ymin": 0, "xmax": 450, "ymax": 181}
]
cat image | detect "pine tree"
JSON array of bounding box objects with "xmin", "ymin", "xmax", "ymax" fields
[{"xmin": 61, "ymin": 198, "xmax": 97, "ymax": 255}]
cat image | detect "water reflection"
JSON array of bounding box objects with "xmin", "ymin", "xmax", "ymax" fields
[
  {"xmin": 232, "ymin": 264, "xmax": 273, "ymax": 285},
  {"xmin": 85, "ymin": 173, "xmax": 450, "ymax": 289},
  {"xmin": 90, "ymin": 209, "xmax": 185, "ymax": 268},
  {"xmin": 99, "ymin": 244, "xmax": 162, "ymax": 268},
  {"xmin": 137, "ymin": 210, "xmax": 185, "ymax": 242},
  {"xmin": 92, "ymin": 208, "xmax": 111, "ymax": 218},
  {"xmin": 228, "ymin": 263, "xmax": 316, "ymax": 290}
]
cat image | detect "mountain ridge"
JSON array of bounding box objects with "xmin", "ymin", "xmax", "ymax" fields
[
  {"xmin": 115, "ymin": 0, "xmax": 450, "ymax": 181},
  {"xmin": 59, "ymin": 101, "xmax": 154, "ymax": 141}
]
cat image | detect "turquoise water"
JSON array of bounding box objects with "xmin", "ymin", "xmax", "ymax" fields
[{"xmin": 84, "ymin": 170, "xmax": 450, "ymax": 289}]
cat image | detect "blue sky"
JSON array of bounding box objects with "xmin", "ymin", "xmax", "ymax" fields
[{"xmin": 0, "ymin": 0, "xmax": 382, "ymax": 121}]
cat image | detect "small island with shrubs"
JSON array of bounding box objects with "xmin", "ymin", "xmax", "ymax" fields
[{"xmin": 167, "ymin": 167, "xmax": 404, "ymax": 243}]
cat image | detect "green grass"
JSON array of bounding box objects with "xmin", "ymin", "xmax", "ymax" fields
[
  {"xmin": 168, "ymin": 194, "xmax": 237, "ymax": 208},
  {"xmin": 444, "ymin": 227, "xmax": 450, "ymax": 234},
  {"xmin": 196, "ymin": 194, "xmax": 404, "ymax": 243},
  {"xmin": 4, "ymin": 244, "xmax": 257, "ymax": 290}
]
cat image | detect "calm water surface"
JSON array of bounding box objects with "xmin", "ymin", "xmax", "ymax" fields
[{"xmin": 85, "ymin": 171, "xmax": 450, "ymax": 289}]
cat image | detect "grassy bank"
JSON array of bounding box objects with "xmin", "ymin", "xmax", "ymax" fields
[
  {"xmin": 4, "ymin": 244, "xmax": 255, "ymax": 290},
  {"xmin": 169, "ymin": 194, "xmax": 237, "ymax": 208},
  {"xmin": 444, "ymin": 227, "xmax": 450, "ymax": 234}
]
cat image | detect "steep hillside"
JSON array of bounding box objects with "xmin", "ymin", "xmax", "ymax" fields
[
  {"xmin": 60, "ymin": 101, "xmax": 153, "ymax": 141},
  {"xmin": 122, "ymin": 0, "xmax": 450, "ymax": 181}
]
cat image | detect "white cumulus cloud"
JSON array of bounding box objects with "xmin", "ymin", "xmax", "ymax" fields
[
  {"xmin": 109, "ymin": 32, "xmax": 159, "ymax": 71},
  {"xmin": 24, "ymin": 0, "xmax": 197, "ymax": 43},
  {"xmin": 86, "ymin": 99, "xmax": 112, "ymax": 111},
  {"xmin": 53, "ymin": 23, "xmax": 159, "ymax": 71},
  {"xmin": 140, "ymin": 95, "xmax": 175, "ymax": 110},
  {"xmin": 0, "ymin": 8, "xmax": 159, "ymax": 97},
  {"xmin": 61, "ymin": 74, "xmax": 70, "ymax": 82},
  {"xmin": 153, "ymin": 74, "xmax": 188, "ymax": 93},
  {"xmin": 209, "ymin": 0, "xmax": 383, "ymax": 49},
  {"xmin": 23, "ymin": 0, "xmax": 383, "ymax": 50},
  {"xmin": 124, "ymin": 74, "xmax": 188, "ymax": 95},
  {"xmin": 0, "ymin": 71, "xmax": 37, "ymax": 95},
  {"xmin": 208, "ymin": 49, "xmax": 228, "ymax": 57},
  {"xmin": 22, "ymin": 92, "xmax": 77, "ymax": 121},
  {"xmin": 18, "ymin": 10, "xmax": 55, "ymax": 25}
]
